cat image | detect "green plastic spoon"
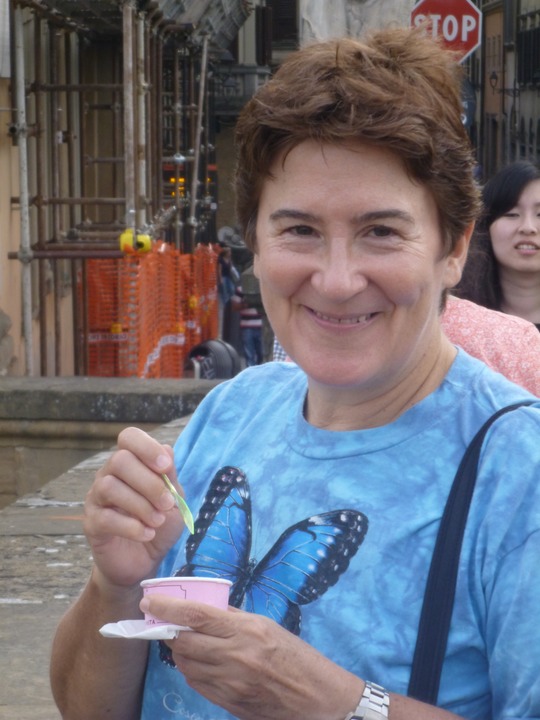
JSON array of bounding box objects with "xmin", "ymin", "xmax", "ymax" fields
[{"xmin": 162, "ymin": 473, "xmax": 195, "ymax": 534}]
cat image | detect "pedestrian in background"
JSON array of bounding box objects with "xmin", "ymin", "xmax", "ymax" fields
[
  {"xmin": 217, "ymin": 244, "xmax": 240, "ymax": 338},
  {"xmin": 231, "ymin": 285, "xmax": 264, "ymax": 366},
  {"xmin": 458, "ymin": 160, "xmax": 540, "ymax": 330}
]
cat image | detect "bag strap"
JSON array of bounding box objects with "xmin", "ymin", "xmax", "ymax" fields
[{"xmin": 407, "ymin": 401, "xmax": 535, "ymax": 704}]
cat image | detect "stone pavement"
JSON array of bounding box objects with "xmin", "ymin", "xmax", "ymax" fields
[{"xmin": 0, "ymin": 416, "xmax": 190, "ymax": 720}]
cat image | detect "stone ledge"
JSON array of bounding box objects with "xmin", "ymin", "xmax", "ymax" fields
[
  {"xmin": 0, "ymin": 379, "xmax": 220, "ymax": 508},
  {"xmin": 0, "ymin": 376, "xmax": 221, "ymax": 423},
  {"xmin": 0, "ymin": 416, "xmax": 190, "ymax": 536}
]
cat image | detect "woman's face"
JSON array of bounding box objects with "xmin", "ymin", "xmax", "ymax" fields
[
  {"xmin": 253, "ymin": 140, "xmax": 468, "ymax": 397},
  {"xmin": 489, "ymin": 179, "xmax": 540, "ymax": 273}
]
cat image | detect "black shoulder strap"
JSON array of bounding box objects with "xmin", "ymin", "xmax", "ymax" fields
[{"xmin": 407, "ymin": 401, "xmax": 535, "ymax": 704}]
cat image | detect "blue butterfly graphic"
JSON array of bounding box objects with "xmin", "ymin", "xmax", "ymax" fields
[{"xmin": 175, "ymin": 465, "xmax": 368, "ymax": 634}]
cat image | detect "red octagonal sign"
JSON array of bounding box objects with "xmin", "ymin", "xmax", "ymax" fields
[{"xmin": 411, "ymin": 0, "xmax": 482, "ymax": 64}]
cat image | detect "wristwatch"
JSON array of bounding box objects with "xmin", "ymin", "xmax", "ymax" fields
[{"xmin": 344, "ymin": 681, "xmax": 390, "ymax": 720}]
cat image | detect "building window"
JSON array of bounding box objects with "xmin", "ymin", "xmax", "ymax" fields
[
  {"xmin": 503, "ymin": 0, "xmax": 516, "ymax": 46},
  {"xmin": 267, "ymin": 0, "xmax": 298, "ymax": 45},
  {"xmin": 517, "ymin": 26, "xmax": 540, "ymax": 85}
]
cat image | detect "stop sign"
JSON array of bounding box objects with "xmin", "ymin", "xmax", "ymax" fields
[{"xmin": 411, "ymin": 0, "xmax": 482, "ymax": 64}]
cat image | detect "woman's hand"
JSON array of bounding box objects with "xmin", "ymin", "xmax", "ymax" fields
[
  {"xmin": 140, "ymin": 594, "xmax": 364, "ymax": 720},
  {"xmin": 84, "ymin": 427, "xmax": 186, "ymax": 591}
]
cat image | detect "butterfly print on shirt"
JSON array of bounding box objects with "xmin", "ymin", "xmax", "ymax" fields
[{"xmin": 159, "ymin": 465, "xmax": 367, "ymax": 666}]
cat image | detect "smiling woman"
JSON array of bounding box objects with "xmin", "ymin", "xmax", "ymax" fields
[
  {"xmin": 457, "ymin": 160, "xmax": 540, "ymax": 330},
  {"xmin": 50, "ymin": 27, "xmax": 540, "ymax": 720}
]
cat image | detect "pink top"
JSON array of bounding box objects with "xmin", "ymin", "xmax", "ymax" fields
[{"xmin": 442, "ymin": 295, "xmax": 540, "ymax": 396}]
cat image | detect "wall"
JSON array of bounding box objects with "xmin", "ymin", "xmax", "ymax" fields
[
  {"xmin": 0, "ymin": 376, "xmax": 220, "ymax": 508},
  {"xmin": 0, "ymin": 79, "xmax": 22, "ymax": 376},
  {"xmin": 483, "ymin": 8, "xmax": 504, "ymax": 176},
  {"xmin": 299, "ymin": 0, "xmax": 415, "ymax": 42}
]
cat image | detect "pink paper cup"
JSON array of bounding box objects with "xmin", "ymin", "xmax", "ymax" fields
[{"xmin": 140, "ymin": 576, "xmax": 232, "ymax": 626}]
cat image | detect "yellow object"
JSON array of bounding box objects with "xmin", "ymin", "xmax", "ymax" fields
[
  {"xmin": 119, "ymin": 229, "xmax": 152, "ymax": 253},
  {"xmin": 110, "ymin": 322, "xmax": 123, "ymax": 333},
  {"xmin": 136, "ymin": 234, "xmax": 152, "ymax": 252},
  {"xmin": 119, "ymin": 229, "xmax": 134, "ymax": 252}
]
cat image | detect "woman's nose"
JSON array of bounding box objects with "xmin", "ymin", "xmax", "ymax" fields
[
  {"xmin": 312, "ymin": 247, "xmax": 368, "ymax": 299},
  {"xmin": 519, "ymin": 213, "xmax": 539, "ymax": 234}
]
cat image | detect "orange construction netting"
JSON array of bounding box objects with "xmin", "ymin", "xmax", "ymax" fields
[{"xmin": 85, "ymin": 242, "xmax": 218, "ymax": 378}]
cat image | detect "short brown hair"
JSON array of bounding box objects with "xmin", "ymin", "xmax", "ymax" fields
[{"xmin": 234, "ymin": 27, "xmax": 481, "ymax": 253}]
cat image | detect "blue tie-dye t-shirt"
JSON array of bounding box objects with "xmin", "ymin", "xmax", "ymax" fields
[{"xmin": 142, "ymin": 350, "xmax": 540, "ymax": 720}]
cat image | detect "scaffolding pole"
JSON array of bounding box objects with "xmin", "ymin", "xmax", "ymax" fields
[
  {"xmin": 189, "ymin": 34, "xmax": 209, "ymax": 250},
  {"xmin": 137, "ymin": 12, "xmax": 147, "ymax": 228},
  {"xmin": 13, "ymin": 4, "xmax": 34, "ymax": 375},
  {"xmin": 123, "ymin": 0, "xmax": 136, "ymax": 233},
  {"xmin": 8, "ymin": 0, "xmax": 221, "ymax": 376}
]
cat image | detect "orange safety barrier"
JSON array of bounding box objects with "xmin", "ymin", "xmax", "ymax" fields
[
  {"xmin": 84, "ymin": 242, "xmax": 219, "ymax": 378},
  {"xmin": 85, "ymin": 258, "xmax": 123, "ymax": 377}
]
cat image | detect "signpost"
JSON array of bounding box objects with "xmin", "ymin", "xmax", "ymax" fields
[{"xmin": 411, "ymin": 0, "xmax": 482, "ymax": 64}]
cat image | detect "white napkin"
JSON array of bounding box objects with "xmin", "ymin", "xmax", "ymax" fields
[{"xmin": 99, "ymin": 619, "xmax": 185, "ymax": 640}]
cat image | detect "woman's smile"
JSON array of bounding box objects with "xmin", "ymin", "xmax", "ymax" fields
[
  {"xmin": 514, "ymin": 241, "xmax": 540, "ymax": 254},
  {"xmin": 309, "ymin": 307, "xmax": 378, "ymax": 327}
]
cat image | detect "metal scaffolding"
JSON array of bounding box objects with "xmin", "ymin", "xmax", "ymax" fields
[{"xmin": 8, "ymin": 0, "xmax": 250, "ymax": 375}]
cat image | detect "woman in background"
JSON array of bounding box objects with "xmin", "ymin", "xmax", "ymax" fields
[{"xmin": 458, "ymin": 160, "xmax": 540, "ymax": 330}]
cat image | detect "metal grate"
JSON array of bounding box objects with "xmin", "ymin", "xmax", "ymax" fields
[
  {"xmin": 150, "ymin": 0, "xmax": 252, "ymax": 50},
  {"xmin": 25, "ymin": 0, "xmax": 252, "ymax": 47},
  {"xmin": 29, "ymin": 0, "xmax": 124, "ymax": 36}
]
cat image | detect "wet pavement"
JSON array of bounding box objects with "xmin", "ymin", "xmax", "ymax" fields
[{"xmin": 0, "ymin": 416, "xmax": 189, "ymax": 720}]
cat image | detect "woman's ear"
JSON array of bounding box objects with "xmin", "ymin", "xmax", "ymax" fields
[
  {"xmin": 443, "ymin": 222, "xmax": 475, "ymax": 289},
  {"xmin": 253, "ymin": 250, "xmax": 260, "ymax": 279}
]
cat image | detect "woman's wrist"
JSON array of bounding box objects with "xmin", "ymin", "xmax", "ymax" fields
[
  {"xmin": 315, "ymin": 673, "xmax": 366, "ymax": 720},
  {"xmin": 88, "ymin": 566, "xmax": 145, "ymax": 618}
]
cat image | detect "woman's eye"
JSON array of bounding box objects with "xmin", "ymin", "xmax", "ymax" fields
[
  {"xmin": 288, "ymin": 225, "xmax": 314, "ymax": 236},
  {"xmin": 370, "ymin": 225, "xmax": 395, "ymax": 238}
]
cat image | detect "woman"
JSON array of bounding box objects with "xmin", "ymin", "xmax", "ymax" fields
[
  {"xmin": 50, "ymin": 28, "xmax": 540, "ymax": 720},
  {"xmin": 458, "ymin": 160, "xmax": 540, "ymax": 329}
]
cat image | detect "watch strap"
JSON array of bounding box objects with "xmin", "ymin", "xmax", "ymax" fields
[{"xmin": 344, "ymin": 681, "xmax": 390, "ymax": 720}]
